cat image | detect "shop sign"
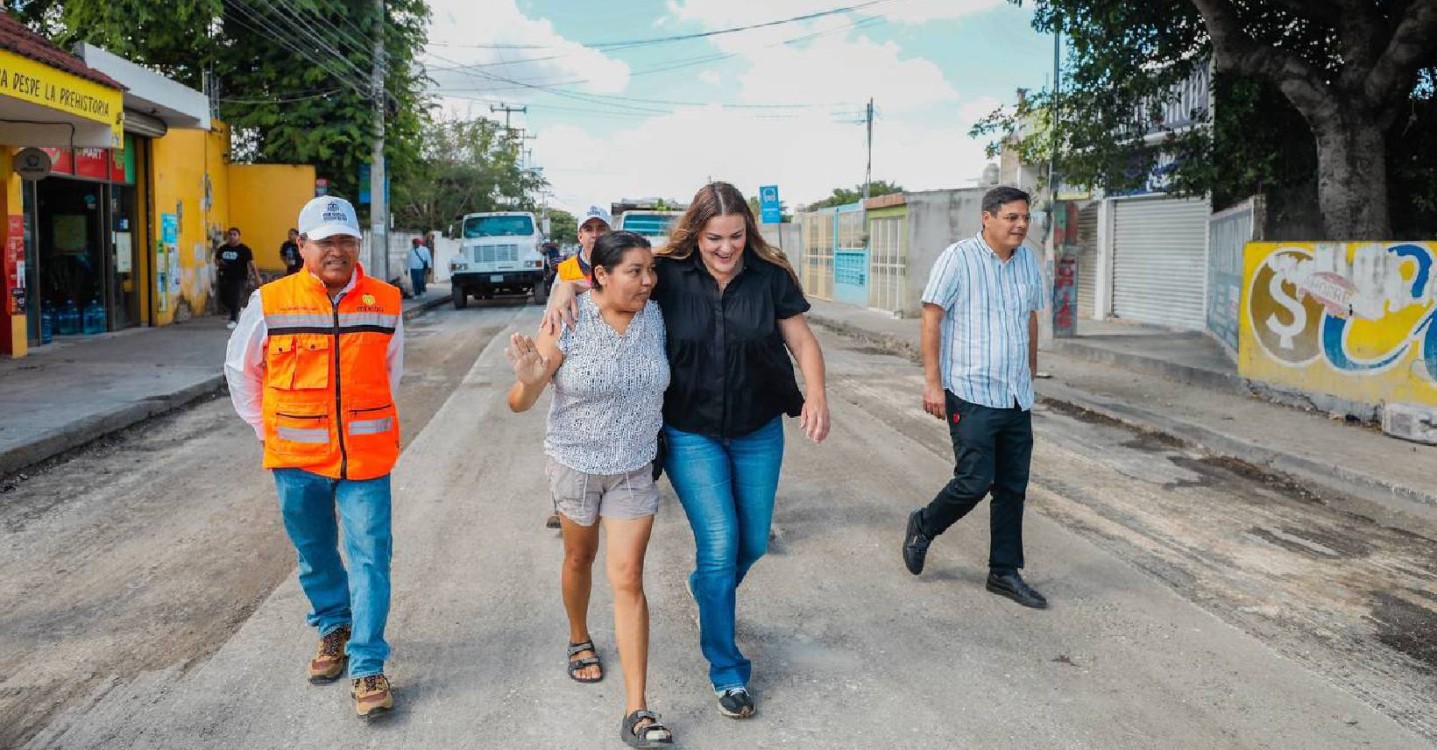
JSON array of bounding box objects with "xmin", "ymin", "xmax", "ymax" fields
[
  {"xmin": 14, "ymin": 147, "xmax": 51, "ymax": 181},
  {"xmin": 0, "ymin": 48, "xmax": 124, "ymax": 143},
  {"xmin": 72, "ymin": 148, "xmax": 109, "ymax": 180}
]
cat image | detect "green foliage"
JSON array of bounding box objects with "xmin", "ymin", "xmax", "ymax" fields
[
  {"xmin": 546, "ymin": 208, "xmax": 578, "ymax": 246},
  {"xmin": 803, "ymin": 180, "xmax": 903, "ymax": 211},
  {"xmin": 973, "ymin": 1, "xmax": 1437, "ymax": 234},
  {"xmin": 10, "ymin": 0, "xmax": 433, "ymax": 219},
  {"xmin": 390, "ymin": 116, "xmax": 548, "ymax": 231}
]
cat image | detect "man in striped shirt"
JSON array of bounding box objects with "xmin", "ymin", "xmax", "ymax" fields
[{"xmin": 901, "ymin": 186, "xmax": 1049, "ymax": 609}]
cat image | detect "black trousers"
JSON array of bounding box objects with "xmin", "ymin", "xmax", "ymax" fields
[
  {"xmin": 919, "ymin": 390, "xmax": 1034, "ymax": 573},
  {"xmin": 218, "ymin": 278, "xmax": 245, "ymax": 321}
]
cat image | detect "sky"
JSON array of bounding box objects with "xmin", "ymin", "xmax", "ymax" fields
[{"xmin": 421, "ymin": 0, "xmax": 1055, "ymax": 214}]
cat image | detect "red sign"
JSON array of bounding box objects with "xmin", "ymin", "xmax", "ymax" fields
[
  {"xmin": 73, "ymin": 148, "xmax": 110, "ymax": 180},
  {"xmin": 31, "ymin": 147, "xmax": 121, "ymax": 182}
]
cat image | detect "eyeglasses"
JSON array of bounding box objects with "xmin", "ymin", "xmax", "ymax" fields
[
  {"xmin": 995, "ymin": 213, "xmax": 1031, "ymax": 222},
  {"xmin": 312, "ymin": 237, "xmax": 361, "ymax": 252}
]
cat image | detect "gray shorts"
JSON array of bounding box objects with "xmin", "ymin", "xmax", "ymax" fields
[{"xmin": 545, "ymin": 458, "xmax": 659, "ymax": 527}]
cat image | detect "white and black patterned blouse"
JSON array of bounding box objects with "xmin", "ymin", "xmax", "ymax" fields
[{"xmin": 545, "ymin": 294, "xmax": 670, "ymax": 475}]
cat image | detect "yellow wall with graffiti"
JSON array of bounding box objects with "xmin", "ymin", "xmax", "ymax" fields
[
  {"xmin": 1240, "ymin": 241, "xmax": 1437, "ymax": 408},
  {"xmin": 149, "ymin": 124, "xmax": 230, "ymax": 325},
  {"xmin": 227, "ymin": 164, "xmax": 316, "ymax": 271}
]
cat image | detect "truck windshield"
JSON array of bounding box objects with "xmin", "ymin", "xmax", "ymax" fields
[
  {"xmin": 618, "ymin": 213, "xmax": 677, "ymax": 238},
  {"xmin": 463, "ymin": 215, "xmax": 534, "ymax": 238}
]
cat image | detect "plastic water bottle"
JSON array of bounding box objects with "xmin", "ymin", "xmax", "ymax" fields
[
  {"xmin": 58, "ymin": 298, "xmax": 80, "ymax": 335},
  {"xmin": 83, "ymin": 297, "xmax": 106, "ymax": 335},
  {"xmin": 39, "ymin": 300, "xmax": 53, "ymax": 344}
]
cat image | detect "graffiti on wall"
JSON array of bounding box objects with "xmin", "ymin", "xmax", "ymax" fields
[{"xmin": 1241, "ymin": 241, "xmax": 1436, "ymax": 406}]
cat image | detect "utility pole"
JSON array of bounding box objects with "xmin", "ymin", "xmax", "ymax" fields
[
  {"xmin": 491, "ymin": 103, "xmax": 527, "ymax": 141},
  {"xmin": 863, "ymin": 97, "xmax": 874, "ymax": 202},
  {"xmin": 370, "ymin": 0, "xmax": 388, "ymax": 282}
]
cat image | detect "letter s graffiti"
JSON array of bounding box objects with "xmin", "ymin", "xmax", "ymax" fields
[{"xmin": 1266, "ymin": 269, "xmax": 1307, "ymax": 350}]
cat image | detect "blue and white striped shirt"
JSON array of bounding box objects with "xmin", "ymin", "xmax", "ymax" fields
[{"xmin": 921, "ymin": 234, "xmax": 1044, "ymax": 411}]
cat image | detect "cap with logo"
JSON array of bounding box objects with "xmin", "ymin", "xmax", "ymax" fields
[
  {"xmin": 298, "ymin": 197, "xmax": 363, "ymax": 241},
  {"xmin": 578, "ymin": 204, "xmax": 613, "ymax": 230}
]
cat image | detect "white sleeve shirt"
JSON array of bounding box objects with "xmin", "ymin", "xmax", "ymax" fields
[{"xmin": 224, "ymin": 285, "xmax": 406, "ymax": 442}]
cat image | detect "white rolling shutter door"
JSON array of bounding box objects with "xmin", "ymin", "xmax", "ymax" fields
[
  {"xmin": 1076, "ymin": 202, "xmax": 1098, "ymax": 319},
  {"xmin": 1112, "ymin": 197, "xmax": 1209, "ymax": 329}
]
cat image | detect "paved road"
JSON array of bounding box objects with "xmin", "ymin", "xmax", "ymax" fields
[
  {"xmin": 0, "ymin": 302, "xmax": 517, "ymax": 749},
  {"xmin": 9, "ymin": 304, "xmax": 1435, "ymax": 749}
]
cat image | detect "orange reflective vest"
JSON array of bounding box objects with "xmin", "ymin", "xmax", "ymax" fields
[
  {"xmin": 556, "ymin": 254, "xmax": 592, "ymax": 283},
  {"xmin": 259, "ymin": 268, "xmax": 402, "ymax": 480}
]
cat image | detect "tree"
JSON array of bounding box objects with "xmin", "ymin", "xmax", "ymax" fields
[
  {"xmin": 390, "ymin": 116, "xmax": 548, "ymax": 232},
  {"xmin": 546, "ymin": 209, "xmax": 578, "ymax": 246},
  {"xmin": 975, "ymin": 0, "xmax": 1437, "ymax": 239},
  {"xmin": 12, "ymin": 0, "xmax": 432, "ymax": 215},
  {"xmin": 803, "ymin": 180, "xmax": 903, "ymax": 211}
]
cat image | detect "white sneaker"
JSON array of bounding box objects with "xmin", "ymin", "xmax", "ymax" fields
[{"xmin": 226, "ymin": 321, "xmax": 237, "ymax": 329}]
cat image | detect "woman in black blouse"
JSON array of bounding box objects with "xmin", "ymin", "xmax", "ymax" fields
[{"xmin": 548, "ymin": 181, "xmax": 829, "ymax": 720}]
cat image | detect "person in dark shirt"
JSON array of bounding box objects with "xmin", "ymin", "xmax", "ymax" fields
[
  {"xmin": 279, "ymin": 228, "xmax": 303, "ymax": 275},
  {"xmin": 547, "ymin": 181, "xmax": 829, "ymax": 720},
  {"xmin": 215, "ymin": 226, "xmax": 260, "ymax": 328}
]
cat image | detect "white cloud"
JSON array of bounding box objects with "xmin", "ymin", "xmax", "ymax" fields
[
  {"xmin": 957, "ymin": 95, "xmax": 1002, "ymax": 126},
  {"xmin": 532, "ymin": 103, "xmax": 994, "ymax": 212},
  {"xmin": 666, "ymin": 0, "xmax": 1004, "ymax": 30},
  {"xmin": 424, "ymin": 0, "xmax": 629, "ymax": 98},
  {"xmin": 699, "ymin": 69, "xmax": 723, "ymax": 86}
]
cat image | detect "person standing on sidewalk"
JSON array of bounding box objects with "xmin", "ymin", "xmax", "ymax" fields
[
  {"xmin": 280, "ymin": 228, "xmax": 303, "ymax": 276},
  {"xmin": 901, "ymin": 185, "xmax": 1049, "ymax": 609},
  {"xmin": 507, "ymin": 230, "xmax": 675, "ymax": 748},
  {"xmin": 407, "ymin": 237, "xmax": 431, "ymax": 296},
  {"xmin": 215, "ymin": 227, "xmax": 260, "ymax": 329},
  {"xmin": 547, "ymin": 181, "xmax": 830, "ymax": 720},
  {"xmin": 224, "ymin": 196, "xmax": 405, "ymax": 720}
]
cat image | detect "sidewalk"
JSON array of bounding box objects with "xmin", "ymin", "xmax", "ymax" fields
[
  {"xmin": 0, "ymin": 282, "xmax": 450, "ymax": 478},
  {"xmin": 806, "ymin": 299, "xmax": 1437, "ymax": 522}
]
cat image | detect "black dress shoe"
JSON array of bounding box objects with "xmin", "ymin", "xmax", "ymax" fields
[
  {"xmin": 902, "ymin": 509, "xmax": 931, "ymax": 575},
  {"xmin": 986, "ymin": 571, "xmax": 1048, "ymax": 609}
]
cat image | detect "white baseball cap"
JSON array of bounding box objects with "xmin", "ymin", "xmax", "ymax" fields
[
  {"xmin": 298, "ymin": 197, "xmax": 362, "ymax": 240},
  {"xmin": 578, "ymin": 204, "xmax": 613, "ymax": 230}
]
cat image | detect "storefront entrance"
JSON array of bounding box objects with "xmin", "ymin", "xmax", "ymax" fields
[{"xmin": 23, "ymin": 140, "xmax": 144, "ymax": 343}]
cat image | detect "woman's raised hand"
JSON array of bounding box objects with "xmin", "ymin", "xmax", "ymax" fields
[{"xmin": 505, "ymin": 332, "xmax": 549, "ymax": 385}]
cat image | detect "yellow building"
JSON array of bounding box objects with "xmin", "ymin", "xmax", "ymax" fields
[{"xmin": 0, "ymin": 26, "xmax": 318, "ymax": 359}]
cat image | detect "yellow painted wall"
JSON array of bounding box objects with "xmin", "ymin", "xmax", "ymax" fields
[
  {"xmin": 227, "ymin": 163, "xmax": 317, "ymax": 272},
  {"xmin": 149, "ymin": 124, "xmax": 231, "ymax": 324},
  {"xmin": 1239, "ymin": 241, "xmax": 1437, "ymax": 408}
]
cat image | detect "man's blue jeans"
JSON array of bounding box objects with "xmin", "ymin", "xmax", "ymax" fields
[
  {"xmin": 272, "ymin": 468, "xmax": 393, "ymax": 678},
  {"xmin": 409, "ymin": 268, "xmax": 426, "ymax": 295},
  {"xmin": 664, "ymin": 417, "xmax": 784, "ymax": 692}
]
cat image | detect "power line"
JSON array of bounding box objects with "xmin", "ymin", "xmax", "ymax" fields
[
  {"xmin": 220, "ymin": 88, "xmax": 342, "ymax": 104},
  {"xmin": 224, "ymin": 1, "xmax": 371, "ymax": 100},
  {"xmin": 244, "ymin": 0, "xmax": 374, "ymax": 85}
]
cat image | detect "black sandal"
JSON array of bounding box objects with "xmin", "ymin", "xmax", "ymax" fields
[
  {"xmin": 566, "ymin": 640, "xmax": 603, "ymax": 683},
  {"xmin": 621, "ymin": 709, "xmax": 673, "ymax": 748}
]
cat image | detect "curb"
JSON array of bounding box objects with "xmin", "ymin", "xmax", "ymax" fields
[
  {"xmin": 807, "ymin": 313, "xmax": 1437, "ymax": 512},
  {"xmin": 1046, "ymin": 338, "xmax": 1246, "ymax": 393},
  {"xmin": 1, "ymin": 300, "xmax": 450, "ymax": 480}
]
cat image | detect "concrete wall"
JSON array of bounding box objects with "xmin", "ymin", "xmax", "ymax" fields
[
  {"xmin": 227, "ymin": 164, "xmax": 317, "ymax": 272},
  {"xmin": 1239, "ymin": 240, "xmax": 1437, "ymax": 415},
  {"xmin": 902, "ymin": 188, "xmax": 986, "ymax": 315}
]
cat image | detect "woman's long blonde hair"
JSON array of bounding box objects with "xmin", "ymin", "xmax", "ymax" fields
[{"xmin": 658, "ymin": 181, "xmax": 803, "ymax": 289}]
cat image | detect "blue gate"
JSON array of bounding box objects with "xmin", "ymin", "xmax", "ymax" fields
[
  {"xmin": 832, "ymin": 204, "xmax": 869, "ymax": 306},
  {"xmin": 834, "ymin": 249, "xmax": 870, "ymax": 305}
]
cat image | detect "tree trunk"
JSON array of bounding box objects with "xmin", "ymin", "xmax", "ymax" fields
[{"xmin": 1311, "ymin": 111, "xmax": 1391, "ymax": 239}]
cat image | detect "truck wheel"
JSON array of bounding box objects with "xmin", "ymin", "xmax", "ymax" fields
[
  {"xmin": 452, "ymin": 285, "xmax": 468, "ymax": 309},
  {"xmin": 532, "ymin": 282, "xmax": 549, "ymax": 306}
]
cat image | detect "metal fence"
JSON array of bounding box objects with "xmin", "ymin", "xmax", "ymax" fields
[{"xmin": 1207, "ymin": 198, "xmax": 1255, "ymax": 354}]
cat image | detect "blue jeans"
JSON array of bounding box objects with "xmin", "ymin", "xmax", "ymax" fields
[
  {"xmin": 272, "ymin": 468, "xmax": 393, "ymax": 678},
  {"xmin": 409, "ymin": 268, "xmax": 426, "ymax": 295},
  {"xmin": 664, "ymin": 417, "xmax": 784, "ymax": 692}
]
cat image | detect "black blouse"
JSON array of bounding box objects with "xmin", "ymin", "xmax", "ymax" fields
[{"xmin": 652, "ymin": 250, "xmax": 811, "ymax": 438}]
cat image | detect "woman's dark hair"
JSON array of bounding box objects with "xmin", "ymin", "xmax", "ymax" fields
[
  {"xmin": 659, "ymin": 181, "xmax": 802, "ymax": 289},
  {"xmin": 590, "ymin": 230, "xmax": 651, "ymax": 290}
]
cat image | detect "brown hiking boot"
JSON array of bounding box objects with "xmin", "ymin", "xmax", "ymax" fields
[
  {"xmin": 352, "ymin": 674, "xmax": 394, "ymax": 720},
  {"xmin": 308, "ymin": 626, "xmax": 350, "ymax": 684}
]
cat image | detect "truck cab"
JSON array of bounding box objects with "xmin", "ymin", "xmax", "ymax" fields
[
  {"xmin": 448, "ymin": 211, "xmax": 549, "ymax": 308},
  {"xmin": 615, "ymin": 210, "xmax": 682, "ymax": 250}
]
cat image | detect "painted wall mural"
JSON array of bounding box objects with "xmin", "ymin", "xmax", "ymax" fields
[{"xmin": 1240, "ymin": 241, "xmax": 1437, "ymax": 407}]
